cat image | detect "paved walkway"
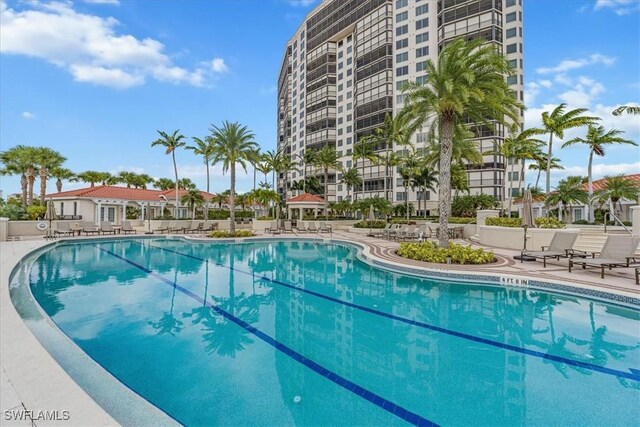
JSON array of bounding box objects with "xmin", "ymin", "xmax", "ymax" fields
[{"xmin": 1, "ymin": 232, "xmax": 637, "ymax": 426}]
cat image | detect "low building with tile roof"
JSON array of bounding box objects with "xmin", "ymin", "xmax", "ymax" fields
[{"xmin": 45, "ymin": 185, "xmax": 216, "ymax": 224}]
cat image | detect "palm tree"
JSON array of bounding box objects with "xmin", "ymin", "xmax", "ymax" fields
[
  {"xmin": 411, "ymin": 164, "xmax": 438, "ymax": 218},
  {"xmin": 529, "ymin": 155, "xmax": 563, "ymax": 189},
  {"xmin": 301, "ymin": 149, "xmax": 317, "ymax": 194},
  {"xmin": 180, "ymin": 189, "xmax": 205, "ymax": 219},
  {"xmin": 252, "ymin": 188, "xmax": 279, "ymax": 219},
  {"xmin": 247, "ymin": 147, "xmax": 262, "ymax": 192},
  {"xmin": 133, "ymin": 173, "xmax": 155, "ymax": 189},
  {"xmin": 545, "ymin": 176, "xmax": 588, "ymax": 222},
  {"xmin": 450, "ymin": 162, "xmax": 469, "ymax": 197},
  {"xmin": 612, "ymin": 105, "xmax": 640, "ymax": 116},
  {"xmin": 352, "ymin": 137, "xmax": 377, "ymax": 201},
  {"xmin": 255, "ymin": 161, "xmax": 272, "ymax": 189},
  {"xmin": 213, "ymin": 193, "xmax": 227, "ymax": 209},
  {"xmin": 594, "ymin": 175, "xmax": 640, "ymax": 218},
  {"xmin": 274, "ymin": 153, "xmax": 298, "ymax": 198},
  {"xmin": 0, "ymin": 145, "xmax": 34, "ymax": 207},
  {"xmin": 187, "ymin": 136, "xmax": 216, "ymax": 219},
  {"xmin": 151, "ymin": 130, "xmax": 186, "ymax": 218},
  {"xmin": 178, "ymin": 177, "xmax": 196, "ymax": 190},
  {"xmin": 403, "ymin": 38, "xmax": 522, "ymax": 247},
  {"xmin": 76, "ymin": 170, "xmax": 113, "ymax": 187},
  {"xmin": 562, "ymin": 125, "xmax": 636, "ymax": 222},
  {"xmin": 154, "ymin": 177, "xmax": 175, "ymax": 191},
  {"xmin": 49, "ymin": 167, "xmax": 75, "ymax": 193},
  {"xmin": 366, "ymin": 112, "xmax": 414, "ymax": 203},
  {"xmin": 210, "ymin": 121, "xmax": 258, "ymax": 233},
  {"xmin": 398, "ymin": 151, "xmax": 421, "ymax": 223},
  {"xmin": 539, "ymin": 103, "xmax": 599, "ymax": 195},
  {"xmin": 262, "ymin": 150, "xmax": 279, "ymax": 190},
  {"xmin": 341, "ymin": 167, "xmax": 361, "ymax": 202},
  {"xmin": 117, "ymin": 171, "xmax": 137, "ymax": 188},
  {"xmin": 312, "ymin": 145, "xmax": 341, "ymax": 216}
]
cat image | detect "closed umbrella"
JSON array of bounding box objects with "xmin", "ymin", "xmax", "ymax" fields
[
  {"xmin": 515, "ymin": 190, "xmax": 536, "ymax": 262},
  {"xmin": 367, "ymin": 204, "xmax": 375, "ymax": 237},
  {"xmin": 44, "ymin": 198, "xmax": 57, "ymax": 239}
]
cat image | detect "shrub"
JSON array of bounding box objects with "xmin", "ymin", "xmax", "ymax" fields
[
  {"xmin": 448, "ymin": 217, "xmax": 475, "ymax": 224},
  {"xmin": 397, "ymin": 241, "xmax": 495, "ymax": 264},
  {"xmin": 535, "ymin": 217, "xmax": 565, "ymax": 229},
  {"xmin": 0, "ymin": 204, "xmax": 26, "ymax": 220},
  {"xmin": 256, "ymin": 216, "xmax": 274, "ymax": 221},
  {"xmin": 485, "ymin": 217, "xmax": 522, "ymax": 227},
  {"xmin": 572, "ymin": 219, "xmax": 590, "ymax": 225},
  {"xmin": 354, "ymin": 220, "xmax": 386, "ymax": 229},
  {"xmin": 208, "ymin": 230, "xmax": 254, "ymax": 238},
  {"xmin": 26, "ymin": 205, "xmax": 47, "ymax": 220}
]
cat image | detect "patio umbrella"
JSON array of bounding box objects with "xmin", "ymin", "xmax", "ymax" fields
[
  {"xmin": 515, "ymin": 189, "xmax": 536, "ymax": 262},
  {"xmin": 44, "ymin": 198, "xmax": 56, "ymax": 239},
  {"xmin": 367, "ymin": 204, "xmax": 375, "ymax": 237}
]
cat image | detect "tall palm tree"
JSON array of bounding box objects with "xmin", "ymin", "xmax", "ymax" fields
[
  {"xmin": 178, "ymin": 178, "xmax": 196, "ymax": 190},
  {"xmin": 151, "ymin": 130, "xmax": 186, "ymax": 218},
  {"xmin": 612, "ymin": 105, "xmax": 640, "ymax": 116},
  {"xmin": 398, "ymin": 151, "xmax": 421, "ymax": 223},
  {"xmin": 352, "ymin": 137, "xmax": 377, "ymax": 202},
  {"xmin": 247, "ymin": 147, "xmax": 262, "ymax": 192},
  {"xmin": 594, "ymin": 175, "xmax": 640, "ymax": 217},
  {"xmin": 312, "ymin": 145, "xmax": 341, "ymax": 216},
  {"xmin": 180, "ymin": 189, "xmax": 205, "ymax": 219},
  {"xmin": 411, "ymin": 164, "xmax": 438, "ymax": 218},
  {"xmin": 403, "ymin": 38, "xmax": 522, "ymax": 247},
  {"xmin": 76, "ymin": 170, "xmax": 113, "ymax": 187},
  {"xmin": 0, "ymin": 145, "xmax": 34, "ymax": 207},
  {"xmin": 341, "ymin": 167, "xmax": 361, "ymax": 202},
  {"xmin": 154, "ymin": 177, "xmax": 175, "ymax": 191},
  {"xmin": 210, "ymin": 121, "xmax": 258, "ymax": 233},
  {"xmin": 262, "ymin": 150, "xmax": 279, "ymax": 190},
  {"xmin": 117, "ymin": 171, "xmax": 137, "ymax": 188},
  {"xmin": 255, "ymin": 161, "xmax": 272, "ymax": 189},
  {"xmin": 562, "ymin": 125, "xmax": 636, "ymax": 222},
  {"xmin": 450, "ymin": 162, "xmax": 470, "ymax": 197},
  {"xmin": 529, "ymin": 155, "xmax": 563, "ymax": 189},
  {"xmin": 186, "ymin": 136, "xmax": 216, "ymax": 219},
  {"xmin": 545, "ymin": 176, "xmax": 588, "ymax": 222},
  {"xmin": 49, "ymin": 167, "xmax": 75, "ymax": 193},
  {"xmin": 539, "ymin": 103, "xmax": 599, "ymax": 195},
  {"xmin": 366, "ymin": 112, "xmax": 414, "ymax": 203},
  {"xmin": 301, "ymin": 149, "xmax": 317, "ymax": 194},
  {"xmin": 133, "ymin": 173, "xmax": 155, "ymax": 189}
]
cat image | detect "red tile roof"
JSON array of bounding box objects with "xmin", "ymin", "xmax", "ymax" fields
[
  {"xmin": 287, "ymin": 193, "xmax": 325, "ymax": 203},
  {"xmin": 46, "ymin": 185, "xmax": 215, "ymax": 202},
  {"xmin": 582, "ymin": 174, "xmax": 640, "ymax": 192}
]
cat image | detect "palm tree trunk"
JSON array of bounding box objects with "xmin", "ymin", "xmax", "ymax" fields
[
  {"xmin": 383, "ymin": 148, "xmax": 388, "ymax": 203},
  {"xmin": 171, "ymin": 151, "xmax": 180, "ymax": 219},
  {"xmin": 230, "ymin": 165, "xmax": 236, "ymax": 234},
  {"xmin": 545, "ymin": 134, "xmax": 553, "ymax": 195},
  {"xmin": 324, "ymin": 168, "xmax": 329, "ymax": 218},
  {"xmin": 27, "ymin": 166, "xmax": 35, "ymax": 206},
  {"xmin": 39, "ymin": 167, "xmax": 47, "ymax": 205},
  {"xmin": 422, "ymin": 185, "xmax": 428, "ymax": 218},
  {"xmin": 205, "ymin": 160, "xmax": 210, "ymax": 220},
  {"xmin": 535, "ymin": 168, "xmax": 542, "ymax": 189},
  {"xmin": 507, "ymin": 160, "xmax": 513, "ymax": 217},
  {"xmin": 404, "ymin": 183, "xmax": 409, "ymax": 223},
  {"xmin": 21, "ymin": 174, "xmax": 28, "ymax": 207},
  {"xmin": 587, "ymin": 150, "xmax": 594, "ymax": 223},
  {"xmin": 438, "ymin": 118, "xmax": 454, "ymax": 248}
]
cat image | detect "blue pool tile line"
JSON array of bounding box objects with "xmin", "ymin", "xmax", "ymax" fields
[
  {"xmin": 95, "ymin": 244, "xmax": 438, "ymax": 427},
  {"xmin": 141, "ymin": 241, "xmax": 640, "ymax": 383}
]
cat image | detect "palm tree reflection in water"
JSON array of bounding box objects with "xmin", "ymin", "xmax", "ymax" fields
[{"xmin": 148, "ymin": 252, "xmax": 184, "ymax": 336}]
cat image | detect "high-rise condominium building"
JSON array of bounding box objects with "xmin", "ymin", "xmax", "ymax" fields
[{"xmin": 277, "ymin": 0, "xmax": 525, "ymax": 214}]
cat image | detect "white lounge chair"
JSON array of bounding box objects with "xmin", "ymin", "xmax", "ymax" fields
[
  {"xmin": 121, "ymin": 220, "xmax": 137, "ymax": 234},
  {"xmin": 569, "ymin": 235, "xmax": 640, "ymax": 279},
  {"xmin": 522, "ymin": 231, "xmax": 581, "ymax": 267},
  {"xmin": 53, "ymin": 222, "xmax": 73, "ymax": 237}
]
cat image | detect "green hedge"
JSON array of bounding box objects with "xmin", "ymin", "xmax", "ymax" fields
[
  {"xmin": 398, "ymin": 241, "xmax": 495, "ymax": 264},
  {"xmin": 485, "ymin": 217, "xmax": 566, "ymax": 229},
  {"xmin": 208, "ymin": 230, "xmax": 254, "ymax": 238},
  {"xmin": 207, "ymin": 210, "xmax": 254, "ymax": 220},
  {"xmin": 354, "ymin": 220, "xmax": 387, "ymax": 229},
  {"xmin": 448, "ymin": 217, "xmax": 475, "ymax": 224}
]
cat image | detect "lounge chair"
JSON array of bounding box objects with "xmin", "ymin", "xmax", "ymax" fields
[
  {"xmin": 415, "ymin": 224, "xmax": 430, "ymax": 241},
  {"xmin": 53, "ymin": 222, "xmax": 73, "ymax": 237},
  {"xmin": 81, "ymin": 221, "xmax": 100, "ymax": 236},
  {"xmin": 265, "ymin": 221, "xmax": 281, "ymax": 234},
  {"xmin": 397, "ymin": 225, "xmax": 417, "ymax": 241},
  {"xmin": 169, "ymin": 221, "xmax": 187, "ymax": 233},
  {"xmin": 319, "ymin": 222, "xmax": 332, "ymax": 234},
  {"xmin": 371, "ymin": 223, "xmax": 392, "ymax": 238},
  {"xmin": 283, "ymin": 220, "xmax": 293, "ymax": 233},
  {"xmin": 99, "ymin": 221, "xmax": 117, "ymax": 235},
  {"xmin": 389, "ymin": 225, "xmax": 408, "ymax": 241},
  {"xmin": 307, "ymin": 222, "xmax": 318, "ymax": 233},
  {"xmin": 296, "ymin": 221, "xmax": 307, "ymax": 233},
  {"xmin": 155, "ymin": 221, "xmax": 169, "ymax": 233},
  {"xmin": 521, "ymin": 230, "xmax": 581, "ymax": 267},
  {"xmin": 121, "ymin": 220, "xmax": 137, "ymax": 234},
  {"xmin": 186, "ymin": 221, "xmax": 204, "ymax": 234},
  {"xmin": 569, "ymin": 235, "xmax": 640, "ymax": 279},
  {"xmin": 382, "ymin": 224, "xmax": 400, "ymax": 240}
]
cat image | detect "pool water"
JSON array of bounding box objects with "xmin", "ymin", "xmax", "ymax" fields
[{"xmin": 29, "ymin": 238, "xmax": 640, "ymax": 426}]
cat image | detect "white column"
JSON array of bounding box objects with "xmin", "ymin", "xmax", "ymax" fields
[
  {"xmin": 631, "ymin": 205, "xmax": 640, "ymax": 236},
  {"xmin": 122, "ymin": 202, "xmax": 127, "ymax": 223},
  {"xmin": 96, "ymin": 202, "xmax": 102, "ymax": 225}
]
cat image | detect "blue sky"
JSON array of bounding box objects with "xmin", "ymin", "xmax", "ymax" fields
[{"xmin": 1, "ymin": 0, "xmax": 638, "ymax": 197}]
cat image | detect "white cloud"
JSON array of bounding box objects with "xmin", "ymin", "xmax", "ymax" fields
[
  {"xmin": 0, "ymin": 1, "xmax": 224, "ymax": 88},
  {"xmin": 81, "ymin": 0, "xmax": 120, "ymax": 5},
  {"xmin": 557, "ymin": 76, "xmax": 605, "ymax": 108},
  {"xmin": 21, "ymin": 111, "xmax": 35, "ymax": 119},
  {"xmin": 536, "ymin": 53, "xmax": 616, "ymax": 74},
  {"xmin": 554, "ymin": 162, "xmax": 640, "ymax": 180},
  {"xmin": 210, "ymin": 58, "xmax": 228, "ymax": 73},
  {"xmin": 594, "ymin": 0, "xmax": 640, "ymax": 15}
]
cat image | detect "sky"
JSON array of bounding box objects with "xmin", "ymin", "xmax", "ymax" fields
[{"xmin": 1, "ymin": 0, "xmax": 639, "ymax": 198}]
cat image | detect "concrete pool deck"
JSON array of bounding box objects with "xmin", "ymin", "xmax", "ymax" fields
[{"xmin": 1, "ymin": 233, "xmax": 638, "ymax": 425}]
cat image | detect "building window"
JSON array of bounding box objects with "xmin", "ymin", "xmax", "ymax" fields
[
  {"xmin": 416, "ymin": 46, "xmax": 429, "ymax": 57},
  {"xmin": 416, "ymin": 18, "xmax": 428, "ymax": 30},
  {"xmin": 416, "ymin": 62, "xmax": 426, "ymax": 72},
  {"xmin": 396, "ymin": 79, "xmax": 408, "ymax": 90},
  {"xmin": 415, "ymin": 4, "xmax": 428, "ymax": 15},
  {"xmin": 60, "ymin": 202, "xmax": 64, "ymax": 215},
  {"xmin": 574, "ymin": 208, "xmax": 583, "ymax": 221},
  {"xmin": 396, "ymin": 66, "xmax": 409, "ymax": 76},
  {"xmin": 396, "ymin": 11, "xmax": 408, "ymax": 22},
  {"xmin": 508, "ymin": 59, "xmax": 517, "ymax": 69},
  {"xmin": 506, "ymin": 43, "xmax": 517, "ymax": 54},
  {"xmin": 73, "ymin": 202, "xmax": 77, "ymax": 216},
  {"xmin": 506, "ymin": 0, "xmax": 516, "ymax": 6},
  {"xmin": 396, "ymin": 25, "xmax": 408, "ymax": 36},
  {"xmin": 396, "ymin": 38, "xmax": 408, "ymax": 49},
  {"xmin": 506, "ymin": 12, "xmax": 516, "ymax": 22},
  {"xmin": 416, "ymin": 75, "xmax": 427, "ymax": 85},
  {"xmin": 396, "ymin": 52, "xmax": 409, "ymax": 63},
  {"xmin": 507, "ymin": 75, "xmax": 517, "ymax": 85},
  {"xmin": 506, "ymin": 28, "xmax": 517, "ymax": 38},
  {"xmin": 415, "ymin": 32, "xmax": 429, "ymax": 44},
  {"xmin": 395, "ymin": 0, "xmax": 408, "ymax": 8},
  {"xmin": 396, "ymin": 94, "xmax": 406, "ymax": 104},
  {"xmin": 396, "ymin": 192, "xmax": 406, "ymax": 201}
]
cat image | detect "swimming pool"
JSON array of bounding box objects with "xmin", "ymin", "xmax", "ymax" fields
[{"xmin": 22, "ymin": 238, "xmax": 640, "ymax": 425}]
